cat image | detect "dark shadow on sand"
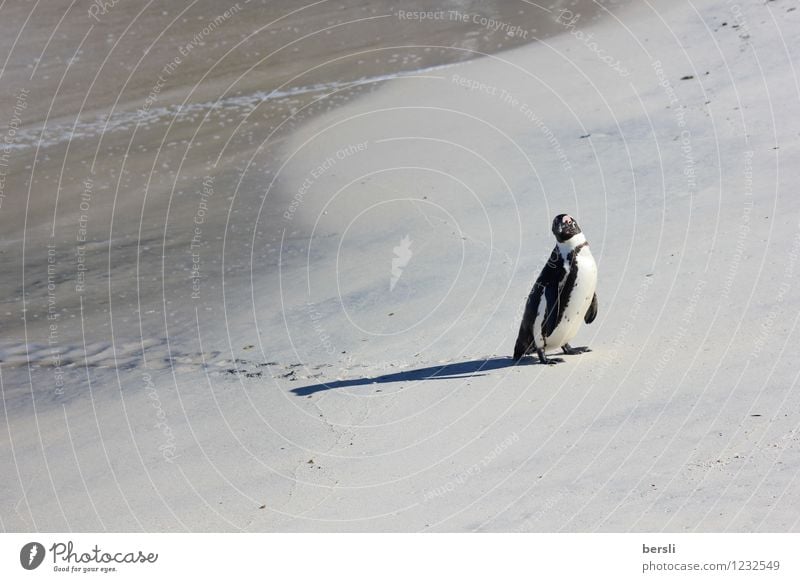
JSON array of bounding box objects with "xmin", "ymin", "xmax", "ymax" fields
[{"xmin": 290, "ymin": 356, "xmax": 536, "ymax": 396}]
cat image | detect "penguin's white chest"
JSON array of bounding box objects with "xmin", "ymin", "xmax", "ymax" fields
[{"xmin": 545, "ymin": 249, "xmax": 597, "ymax": 349}]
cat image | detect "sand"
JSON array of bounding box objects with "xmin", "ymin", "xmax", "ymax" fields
[{"xmin": 2, "ymin": 0, "xmax": 800, "ymax": 532}]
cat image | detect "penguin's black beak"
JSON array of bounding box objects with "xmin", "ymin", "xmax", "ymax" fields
[{"xmin": 552, "ymin": 214, "xmax": 582, "ymax": 242}]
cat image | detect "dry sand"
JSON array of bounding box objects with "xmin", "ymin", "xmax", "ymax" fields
[{"xmin": 2, "ymin": 0, "xmax": 800, "ymax": 532}]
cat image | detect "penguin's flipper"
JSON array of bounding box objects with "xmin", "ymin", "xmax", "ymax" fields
[
  {"xmin": 584, "ymin": 293, "xmax": 598, "ymax": 324},
  {"xmin": 542, "ymin": 247, "xmax": 569, "ymax": 337},
  {"xmin": 542, "ymin": 277, "xmax": 561, "ymax": 337}
]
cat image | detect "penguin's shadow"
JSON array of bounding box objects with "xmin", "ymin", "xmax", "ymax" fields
[{"xmin": 290, "ymin": 356, "xmax": 535, "ymax": 396}]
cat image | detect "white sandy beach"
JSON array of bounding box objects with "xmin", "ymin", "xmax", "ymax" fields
[{"xmin": 2, "ymin": 0, "xmax": 800, "ymax": 532}]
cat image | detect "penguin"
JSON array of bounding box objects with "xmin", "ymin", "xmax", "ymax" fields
[{"xmin": 513, "ymin": 214, "xmax": 598, "ymax": 364}]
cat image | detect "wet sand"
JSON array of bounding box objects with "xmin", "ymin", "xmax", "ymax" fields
[{"xmin": 0, "ymin": 0, "xmax": 618, "ymax": 385}]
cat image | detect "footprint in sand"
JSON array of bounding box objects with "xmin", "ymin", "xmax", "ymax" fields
[{"xmin": 0, "ymin": 339, "xmax": 222, "ymax": 372}]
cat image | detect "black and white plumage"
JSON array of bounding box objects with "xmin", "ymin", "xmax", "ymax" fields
[{"xmin": 513, "ymin": 214, "xmax": 598, "ymax": 365}]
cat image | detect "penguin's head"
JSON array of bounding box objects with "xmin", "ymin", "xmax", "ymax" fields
[{"xmin": 552, "ymin": 214, "xmax": 582, "ymax": 242}]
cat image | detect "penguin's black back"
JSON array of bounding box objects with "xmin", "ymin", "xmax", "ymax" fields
[{"xmin": 513, "ymin": 246, "xmax": 569, "ymax": 359}]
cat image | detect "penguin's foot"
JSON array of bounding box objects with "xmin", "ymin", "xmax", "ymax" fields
[
  {"xmin": 562, "ymin": 344, "xmax": 591, "ymax": 355},
  {"xmin": 537, "ymin": 349, "xmax": 564, "ymax": 365},
  {"xmin": 541, "ymin": 356, "xmax": 565, "ymax": 365}
]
